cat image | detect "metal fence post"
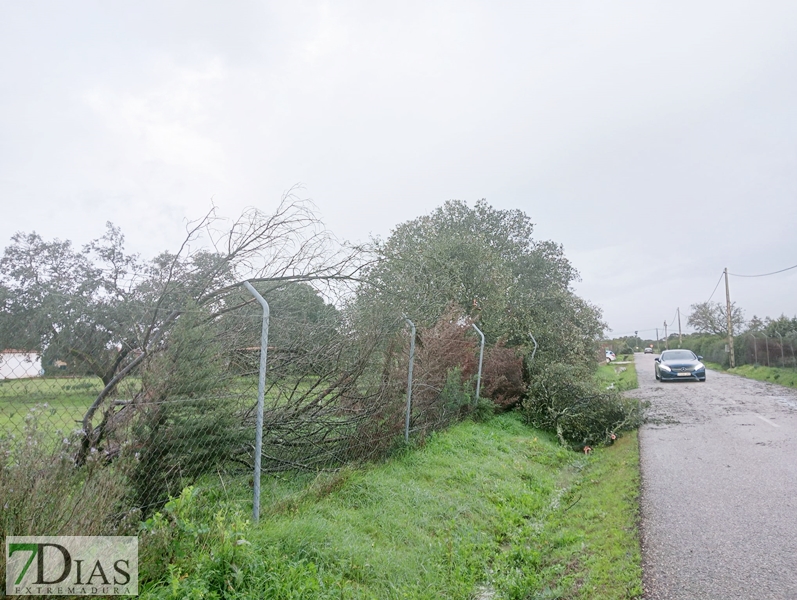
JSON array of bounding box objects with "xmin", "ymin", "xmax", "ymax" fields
[
  {"xmin": 471, "ymin": 323, "xmax": 485, "ymax": 406},
  {"xmin": 749, "ymin": 332, "xmax": 758, "ymax": 365},
  {"xmin": 404, "ymin": 317, "xmax": 416, "ymax": 443},
  {"xmin": 791, "ymin": 336, "xmax": 797, "ymax": 370},
  {"xmin": 776, "ymin": 331, "xmax": 785, "ymax": 367},
  {"xmin": 528, "ymin": 333, "xmax": 538, "ymax": 362},
  {"xmin": 243, "ymin": 281, "xmax": 269, "ymax": 523},
  {"xmin": 764, "ymin": 333, "xmax": 770, "ymax": 367}
]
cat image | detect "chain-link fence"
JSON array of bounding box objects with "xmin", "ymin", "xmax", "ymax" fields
[
  {"xmin": 678, "ymin": 331, "xmax": 797, "ymax": 369},
  {"xmin": 0, "ymin": 285, "xmax": 525, "ymax": 539},
  {"xmin": 741, "ymin": 331, "xmax": 797, "ymax": 368}
]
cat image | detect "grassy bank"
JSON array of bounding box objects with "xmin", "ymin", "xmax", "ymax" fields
[
  {"xmin": 139, "ymin": 413, "xmax": 642, "ymax": 599},
  {"xmin": 706, "ymin": 362, "xmax": 797, "ymax": 389},
  {"xmin": 596, "ymin": 359, "xmax": 639, "ymax": 392}
]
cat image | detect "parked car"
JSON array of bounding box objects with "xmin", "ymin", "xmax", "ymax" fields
[
  {"xmin": 605, "ymin": 350, "xmax": 616, "ymax": 362},
  {"xmin": 644, "ymin": 347, "xmax": 653, "ymax": 354},
  {"xmin": 654, "ymin": 349, "xmax": 706, "ymax": 382}
]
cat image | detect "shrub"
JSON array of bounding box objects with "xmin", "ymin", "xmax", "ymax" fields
[
  {"xmin": 396, "ymin": 305, "xmax": 479, "ymax": 434},
  {"xmin": 480, "ymin": 341, "xmax": 525, "ymax": 410},
  {"xmin": 522, "ymin": 362, "xmax": 640, "ymax": 449},
  {"xmin": 0, "ymin": 408, "xmax": 132, "ymax": 578},
  {"xmin": 439, "ymin": 366, "xmax": 474, "ymax": 414},
  {"xmin": 471, "ymin": 396, "xmax": 496, "ymax": 422},
  {"xmin": 129, "ymin": 310, "xmax": 251, "ymax": 512}
]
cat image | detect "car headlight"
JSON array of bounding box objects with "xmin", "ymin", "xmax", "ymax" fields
[
  {"xmin": 659, "ymin": 364, "xmax": 671, "ymax": 372},
  {"xmin": 694, "ymin": 363, "xmax": 705, "ymax": 371}
]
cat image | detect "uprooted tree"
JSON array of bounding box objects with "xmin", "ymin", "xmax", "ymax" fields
[{"xmin": 0, "ymin": 194, "xmax": 365, "ymax": 469}]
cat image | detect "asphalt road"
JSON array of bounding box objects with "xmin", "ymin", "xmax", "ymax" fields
[{"xmin": 634, "ymin": 352, "xmax": 797, "ymax": 599}]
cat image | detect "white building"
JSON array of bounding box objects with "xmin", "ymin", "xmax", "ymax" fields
[{"xmin": 0, "ymin": 350, "xmax": 43, "ymax": 379}]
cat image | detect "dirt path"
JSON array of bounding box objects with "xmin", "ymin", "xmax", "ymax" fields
[{"xmin": 632, "ymin": 352, "xmax": 797, "ymax": 599}]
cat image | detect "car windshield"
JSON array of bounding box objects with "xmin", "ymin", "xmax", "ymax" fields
[{"xmin": 662, "ymin": 350, "xmax": 696, "ymax": 361}]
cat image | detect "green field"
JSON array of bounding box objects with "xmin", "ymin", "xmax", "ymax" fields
[
  {"xmin": 0, "ymin": 374, "xmax": 323, "ymax": 445},
  {"xmin": 0, "ymin": 376, "xmax": 105, "ymax": 438}
]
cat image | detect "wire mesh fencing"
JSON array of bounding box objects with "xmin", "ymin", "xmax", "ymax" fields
[
  {"xmin": 1, "ymin": 285, "xmax": 523, "ymax": 535},
  {"xmin": 742, "ymin": 331, "xmax": 797, "ymax": 368},
  {"xmin": 680, "ymin": 331, "xmax": 797, "ymax": 370}
]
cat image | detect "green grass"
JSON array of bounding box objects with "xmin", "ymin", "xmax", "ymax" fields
[
  {"xmin": 596, "ymin": 360, "xmax": 639, "ymax": 392},
  {"xmin": 0, "ymin": 376, "xmax": 105, "ymax": 437},
  {"xmin": 138, "ymin": 413, "xmax": 643, "ymax": 599},
  {"xmin": 709, "ymin": 363, "xmax": 797, "ymax": 389},
  {"xmin": 0, "ymin": 374, "xmax": 294, "ymax": 445}
]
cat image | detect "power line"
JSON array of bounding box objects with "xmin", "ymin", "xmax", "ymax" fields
[
  {"xmin": 706, "ymin": 271, "xmax": 724, "ymax": 303},
  {"xmin": 729, "ymin": 263, "xmax": 797, "ymax": 278},
  {"xmin": 610, "ymin": 328, "xmax": 659, "ymax": 336}
]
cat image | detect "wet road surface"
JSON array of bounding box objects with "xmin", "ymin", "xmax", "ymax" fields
[{"xmin": 633, "ymin": 353, "xmax": 797, "ymax": 599}]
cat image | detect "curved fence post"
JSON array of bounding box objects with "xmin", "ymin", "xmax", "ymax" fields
[
  {"xmin": 764, "ymin": 333, "xmax": 770, "ymax": 367},
  {"xmin": 404, "ymin": 317, "xmax": 416, "ymax": 443},
  {"xmin": 749, "ymin": 332, "xmax": 758, "ymax": 365},
  {"xmin": 791, "ymin": 335, "xmax": 797, "ymax": 370},
  {"xmin": 471, "ymin": 323, "xmax": 485, "ymax": 406},
  {"xmin": 776, "ymin": 332, "xmax": 785, "ymax": 367},
  {"xmin": 528, "ymin": 333, "xmax": 538, "ymax": 363},
  {"xmin": 243, "ymin": 281, "xmax": 269, "ymax": 523}
]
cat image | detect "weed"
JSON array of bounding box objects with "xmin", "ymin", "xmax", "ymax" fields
[{"xmin": 0, "ymin": 407, "xmax": 132, "ymax": 578}]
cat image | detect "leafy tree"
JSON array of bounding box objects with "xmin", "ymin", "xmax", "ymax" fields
[
  {"xmin": 764, "ymin": 314, "xmax": 797, "ymax": 337},
  {"xmin": 130, "ymin": 304, "xmax": 250, "ymax": 509},
  {"xmin": 687, "ymin": 301, "xmax": 745, "ymax": 336},
  {"xmin": 358, "ymin": 200, "xmax": 604, "ymax": 368}
]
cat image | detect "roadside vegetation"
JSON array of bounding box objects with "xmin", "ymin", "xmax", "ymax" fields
[
  {"xmin": 677, "ymin": 312, "xmax": 797, "ymax": 371},
  {"xmin": 704, "ymin": 362, "xmax": 797, "ymax": 390},
  {"xmin": 1, "ymin": 199, "xmax": 644, "ymax": 597},
  {"xmin": 137, "ymin": 413, "xmax": 642, "ymax": 600},
  {"xmin": 596, "ymin": 359, "xmax": 639, "ymax": 392}
]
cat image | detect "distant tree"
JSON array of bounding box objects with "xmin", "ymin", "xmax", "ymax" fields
[
  {"xmin": 763, "ymin": 314, "xmax": 797, "ymax": 337},
  {"xmin": 746, "ymin": 315, "xmax": 765, "ymax": 333},
  {"xmin": 687, "ymin": 301, "xmax": 745, "ymax": 336},
  {"xmin": 0, "ymin": 226, "xmax": 147, "ymax": 385}
]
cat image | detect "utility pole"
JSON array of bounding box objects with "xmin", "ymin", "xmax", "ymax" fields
[
  {"xmin": 664, "ymin": 320, "xmax": 669, "ymax": 350},
  {"xmin": 677, "ymin": 307, "xmax": 682, "ymax": 348},
  {"xmin": 656, "ymin": 327, "xmax": 659, "ymax": 352},
  {"xmin": 724, "ymin": 267, "xmax": 736, "ymax": 368}
]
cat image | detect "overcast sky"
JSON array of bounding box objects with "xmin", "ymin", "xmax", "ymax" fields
[{"xmin": 2, "ymin": 0, "xmax": 796, "ymax": 337}]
